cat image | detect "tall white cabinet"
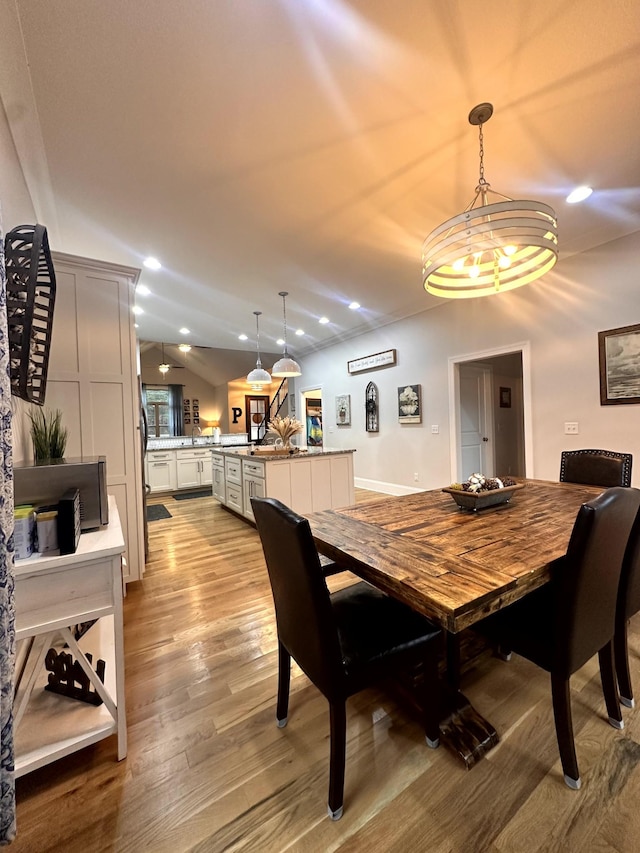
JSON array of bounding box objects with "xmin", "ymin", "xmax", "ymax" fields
[{"xmin": 43, "ymin": 252, "xmax": 145, "ymax": 583}]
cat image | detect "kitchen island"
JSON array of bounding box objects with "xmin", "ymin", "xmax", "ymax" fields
[{"xmin": 211, "ymin": 447, "xmax": 356, "ymax": 522}]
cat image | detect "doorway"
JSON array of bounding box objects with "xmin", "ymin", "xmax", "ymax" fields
[
  {"xmin": 449, "ymin": 343, "xmax": 532, "ymax": 483},
  {"xmin": 245, "ymin": 394, "xmax": 270, "ymax": 443},
  {"xmin": 299, "ymin": 387, "xmax": 323, "ymax": 447}
]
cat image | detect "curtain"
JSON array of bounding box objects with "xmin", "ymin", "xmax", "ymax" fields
[
  {"xmin": 169, "ymin": 384, "xmax": 184, "ymax": 436},
  {"xmin": 0, "ymin": 211, "xmax": 16, "ymax": 843}
]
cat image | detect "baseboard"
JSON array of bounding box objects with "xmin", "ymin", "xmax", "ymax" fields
[{"xmin": 354, "ymin": 477, "xmax": 425, "ymax": 496}]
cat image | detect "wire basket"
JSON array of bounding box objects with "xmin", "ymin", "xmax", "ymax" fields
[{"xmin": 4, "ymin": 224, "xmax": 56, "ymax": 405}]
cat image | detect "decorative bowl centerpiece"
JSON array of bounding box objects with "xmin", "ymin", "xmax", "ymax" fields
[{"xmin": 442, "ymin": 474, "xmax": 525, "ymax": 511}]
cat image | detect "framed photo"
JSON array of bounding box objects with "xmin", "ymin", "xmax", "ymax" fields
[
  {"xmin": 336, "ymin": 394, "xmax": 351, "ymax": 425},
  {"xmin": 598, "ymin": 323, "xmax": 640, "ymax": 405},
  {"xmin": 398, "ymin": 384, "xmax": 421, "ymax": 423},
  {"xmin": 499, "ymin": 387, "xmax": 511, "ymax": 408}
]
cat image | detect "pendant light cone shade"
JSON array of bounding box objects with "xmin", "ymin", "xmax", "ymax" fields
[
  {"xmin": 246, "ymin": 311, "xmax": 272, "ymax": 385},
  {"xmin": 272, "ymin": 292, "xmax": 302, "ymax": 377},
  {"xmin": 422, "ymin": 103, "xmax": 558, "ymax": 299}
]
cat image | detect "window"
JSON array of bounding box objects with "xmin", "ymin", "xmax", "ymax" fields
[{"xmin": 146, "ymin": 387, "xmax": 171, "ymax": 437}]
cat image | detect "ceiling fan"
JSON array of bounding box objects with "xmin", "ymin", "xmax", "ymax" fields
[{"xmin": 158, "ymin": 343, "xmax": 186, "ymax": 374}]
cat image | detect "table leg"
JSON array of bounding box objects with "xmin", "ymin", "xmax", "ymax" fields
[{"xmin": 438, "ymin": 630, "xmax": 499, "ymax": 768}]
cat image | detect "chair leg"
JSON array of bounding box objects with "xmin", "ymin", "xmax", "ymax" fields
[
  {"xmin": 276, "ymin": 641, "xmax": 291, "ymax": 727},
  {"xmin": 598, "ymin": 642, "xmax": 623, "ymax": 729},
  {"xmin": 614, "ymin": 619, "xmax": 635, "ymax": 708},
  {"xmin": 327, "ymin": 701, "xmax": 346, "ymax": 820},
  {"xmin": 550, "ymin": 673, "xmax": 581, "ymax": 789}
]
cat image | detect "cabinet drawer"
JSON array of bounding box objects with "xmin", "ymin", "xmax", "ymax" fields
[
  {"xmin": 242, "ymin": 460, "xmax": 265, "ymax": 479},
  {"xmin": 177, "ymin": 449, "xmax": 209, "ymax": 459},
  {"xmin": 225, "ymin": 483, "xmax": 243, "ymax": 513},
  {"xmin": 148, "ymin": 451, "xmax": 175, "ymax": 461},
  {"xmin": 225, "ymin": 458, "xmax": 242, "ymax": 484},
  {"xmin": 212, "ymin": 454, "xmax": 224, "ymax": 469}
]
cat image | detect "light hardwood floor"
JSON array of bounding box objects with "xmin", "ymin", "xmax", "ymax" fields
[{"xmin": 11, "ymin": 490, "xmax": 640, "ymax": 852}]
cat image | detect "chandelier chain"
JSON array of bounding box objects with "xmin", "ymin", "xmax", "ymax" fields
[{"xmin": 478, "ymin": 122, "xmax": 488, "ymax": 187}]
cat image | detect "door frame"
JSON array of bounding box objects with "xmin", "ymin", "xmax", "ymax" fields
[{"xmin": 448, "ymin": 341, "xmax": 533, "ymax": 482}]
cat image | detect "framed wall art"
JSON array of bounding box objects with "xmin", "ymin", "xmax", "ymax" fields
[
  {"xmin": 398, "ymin": 384, "xmax": 421, "ymax": 423},
  {"xmin": 336, "ymin": 394, "xmax": 351, "ymax": 425},
  {"xmin": 598, "ymin": 323, "xmax": 640, "ymax": 405}
]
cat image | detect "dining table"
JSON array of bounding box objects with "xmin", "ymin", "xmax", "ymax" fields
[{"xmin": 307, "ymin": 478, "xmax": 603, "ymax": 767}]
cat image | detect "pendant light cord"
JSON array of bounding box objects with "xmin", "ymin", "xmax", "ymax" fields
[{"xmin": 279, "ymin": 291, "xmax": 289, "ymax": 355}]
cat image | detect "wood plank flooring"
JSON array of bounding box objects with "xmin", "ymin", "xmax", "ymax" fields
[{"xmin": 10, "ymin": 490, "xmax": 640, "ymax": 852}]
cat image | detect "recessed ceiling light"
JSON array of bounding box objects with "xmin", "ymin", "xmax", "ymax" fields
[
  {"xmin": 143, "ymin": 257, "xmax": 162, "ymax": 270},
  {"xmin": 136, "ymin": 284, "xmax": 151, "ymax": 296},
  {"xmin": 179, "ymin": 327, "xmax": 190, "ymax": 335},
  {"xmin": 276, "ymin": 338, "xmax": 285, "ymax": 347},
  {"xmin": 239, "ymin": 334, "xmax": 248, "ymax": 341},
  {"xmin": 295, "ymin": 329, "xmax": 304, "ymax": 336},
  {"xmin": 132, "ymin": 305, "xmax": 143, "ymax": 315},
  {"xmin": 348, "ymin": 301, "xmax": 361, "ymax": 310},
  {"xmin": 566, "ymin": 186, "xmax": 593, "ymax": 204},
  {"xmin": 134, "ymin": 323, "xmax": 139, "ymax": 329},
  {"xmin": 318, "ymin": 316, "xmax": 329, "ymax": 324}
]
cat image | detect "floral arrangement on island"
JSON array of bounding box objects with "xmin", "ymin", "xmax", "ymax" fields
[
  {"xmin": 266, "ymin": 415, "xmax": 304, "ymax": 448},
  {"xmin": 449, "ymin": 473, "xmax": 518, "ymax": 493}
]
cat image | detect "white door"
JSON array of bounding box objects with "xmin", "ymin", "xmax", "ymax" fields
[{"xmin": 458, "ymin": 365, "xmax": 494, "ymax": 480}]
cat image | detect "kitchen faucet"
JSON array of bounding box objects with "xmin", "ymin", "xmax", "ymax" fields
[{"xmin": 191, "ymin": 425, "xmax": 202, "ymax": 444}]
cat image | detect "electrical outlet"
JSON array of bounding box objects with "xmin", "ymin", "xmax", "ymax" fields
[
  {"xmin": 414, "ymin": 472, "xmax": 419, "ymax": 482},
  {"xmin": 564, "ymin": 422, "xmax": 579, "ymax": 435},
  {"xmin": 431, "ymin": 425, "xmax": 439, "ymax": 434}
]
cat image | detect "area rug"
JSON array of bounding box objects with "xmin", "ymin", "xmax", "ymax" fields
[
  {"xmin": 147, "ymin": 504, "xmax": 173, "ymax": 521},
  {"xmin": 172, "ymin": 489, "xmax": 212, "ymax": 501}
]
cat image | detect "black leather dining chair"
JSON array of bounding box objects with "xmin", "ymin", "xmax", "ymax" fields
[
  {"xmin": 559, "ymin": 448, "xmax": 632, "ymax": 488},
  {"xmin": 615, "ymin": 507, "xmax": 640, "ymax": 708},
  {"xmin": 251, "ymin": 496, "xmax": 442, "ymax": 820},
  {"xmin": 478, "ymin": 486, "xmax": 640, "ymax": 790}
]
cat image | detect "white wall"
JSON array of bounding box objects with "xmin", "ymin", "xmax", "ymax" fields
[{"xmin": 295, "ymin": 231, "xmax": 640, "ymax": 490}]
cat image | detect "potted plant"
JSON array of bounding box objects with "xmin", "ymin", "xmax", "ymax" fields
[{"xmin": 28, "ymin": 407, "xmax": 68, "ymax": 463}]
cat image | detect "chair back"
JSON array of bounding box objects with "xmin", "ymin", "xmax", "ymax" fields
[
  {"xmin": 559, "ymin": 448, "xmax": 632, "ymax": 487},
  {"xmin": 251, "ymin": 496, "xmax": 345, "ymax": 698},
  {"xmin": 618, "ymin": 507, "xmax": 640, "ymax": 621},
  {"xmin": 555, "ymin": 486, "xmax": 640, "ymax": 676}
]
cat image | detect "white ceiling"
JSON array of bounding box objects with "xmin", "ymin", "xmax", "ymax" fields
[{"xmin": 2, "ymin": 0, "xmax": 640, "ymax": 358}]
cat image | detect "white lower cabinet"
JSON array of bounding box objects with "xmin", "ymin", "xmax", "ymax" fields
[
  {"xmin": 212, "ymin": 451, "xmax": 354, "ymax": 519},
  {"xmin": 176, "ymin": 448, "xmax": 213, "ymax": 490},
  {"xmin": 146, "ymin": 451, "xmax": 177, "ymax": 493},
  {"xmin": 212, "ymin": 454, "xmax": 225, "ymax": 501}
]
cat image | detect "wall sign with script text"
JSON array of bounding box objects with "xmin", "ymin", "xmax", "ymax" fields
[{"xmin": 347, "ymin": 349, "xmax": 396, "ymax": 374}]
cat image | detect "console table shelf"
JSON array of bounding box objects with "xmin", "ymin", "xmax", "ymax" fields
[{"xmin": 13, "ymin": 496, "xmax": 127, "ymax": 777}]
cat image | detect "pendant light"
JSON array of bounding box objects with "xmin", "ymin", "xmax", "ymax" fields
[
  {"xmin": 158, "ymin": 343, "xmax": 170, "ymax": 374},
  {"xmin": 246, "ymin": 311, "xmax": 272, "ymax": 386},
  {"xmin": 272, "ymin": 291, "xmax": 301, "ymax": 377},
  {"xmin": 422, "ymin": 103, "xmax": 558, "ymax": 299}
]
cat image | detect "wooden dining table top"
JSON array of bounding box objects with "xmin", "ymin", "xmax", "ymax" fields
[{"xmin": 307, "ymin": 479, "xmax": 603, "ymax": 634}]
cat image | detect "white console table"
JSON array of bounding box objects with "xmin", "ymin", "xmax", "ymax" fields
[{"xmin": 13, "ymin": 496, "xmax": 127, "ymax": 777}]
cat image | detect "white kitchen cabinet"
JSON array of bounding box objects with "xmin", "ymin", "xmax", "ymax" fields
[
  {"xmin": 44, "ymin": 252, "xmax": 144, "ymax": 582},
  {"xmin": 146, "ymin": 450, "xmax": 177, "ymax": 493},
  {"xmin": 176, "ymin": 448, "xmax": 213, "ymax": 490},
  {"xmin": 13, "ymin": 496, "xmax": 126, "ymax": 777},
  {"xmin": 212, "ymin": 453, "xmax": 225, "ymax": 502},
  {"xmin": 214, "ymin": 451, "xmax": 355, "ymax": 520},
  {"xmin": 225, "ymin": 456, "xmax": 243, "ymax": 514}
]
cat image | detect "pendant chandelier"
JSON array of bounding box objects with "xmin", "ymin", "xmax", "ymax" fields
[
  {"xmin": 246, "ymin": 311, "xmax": 271, "ymax": 386},
  {"xmin": 158, "ymin": 343, "xmax": 170, "ymax": 374},
  {"xmin": 422, "ymin": 103, "xmax": 558, "ymax": 299},
  {"xmin": 271, "ymin": 291, "xmax": 301, "ymax": 378}
]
